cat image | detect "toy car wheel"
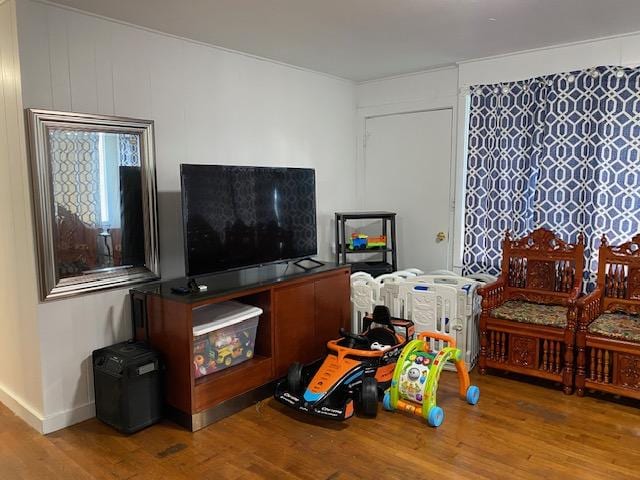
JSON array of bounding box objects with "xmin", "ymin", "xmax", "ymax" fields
[
  {"xmin": 287, "ymin": 362, "xmax": 304, "ymax": 395},
  {"xmin": 359, "ymin": 377, "xmax": 379, "ymax": 417},
  {"xmin": 245, "ymin": 349, "xmax": 253, "ymax": 359},
  {"xmin": 224, "ymin": 356, "xmax": 232, "ymax": 366}
]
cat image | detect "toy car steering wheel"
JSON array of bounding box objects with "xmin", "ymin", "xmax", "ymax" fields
[{"xmin": 339, "ymin": 328, "xmax": 372, "ymax": 350}]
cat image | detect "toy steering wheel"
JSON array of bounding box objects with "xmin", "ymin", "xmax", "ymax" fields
[{"xmin": 339, "ymin": 328, "xmax": 372, "ymax": 350}]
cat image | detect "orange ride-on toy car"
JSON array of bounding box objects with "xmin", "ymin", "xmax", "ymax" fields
[{"xmin": 274, "ymin": 306, "xmax": 414, "ymax": 420}]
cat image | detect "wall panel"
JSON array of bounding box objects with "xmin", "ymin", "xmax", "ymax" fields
[{"xmin": 16, "ymin": 0, "xmax": 356, "ymax": 431}]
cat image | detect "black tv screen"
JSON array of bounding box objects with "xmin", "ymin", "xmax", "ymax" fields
[{"xmin": 181, "ymin": 164, "xmax": 318, "ymax": 277}]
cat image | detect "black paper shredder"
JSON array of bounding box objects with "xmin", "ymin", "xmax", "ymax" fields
[{"xmin": 92, "ymin": 340, "xmax": 162, "ymax": 434}]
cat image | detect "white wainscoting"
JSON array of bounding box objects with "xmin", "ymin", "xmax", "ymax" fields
[
  {"xmin": 0, "ymin": 0, "xmax": 44, "ymax": 431},
  {"xmin": 15, "ymin": 0, "xmax": 357, "ymax": 432}
]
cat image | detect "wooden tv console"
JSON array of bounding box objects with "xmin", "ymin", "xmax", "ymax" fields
[{"xmin": 130, "ymin": 262, "xmax": 350, "ymax": 431}]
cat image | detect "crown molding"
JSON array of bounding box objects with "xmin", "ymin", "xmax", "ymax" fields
[{"xmin": 31, "ymin": 0, "xmax": 354, "ymax": 85}]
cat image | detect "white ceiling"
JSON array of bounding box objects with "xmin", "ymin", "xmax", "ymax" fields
[{"xmin": 49, "ymin": 0, "xmax": 640, "ymax": 81}]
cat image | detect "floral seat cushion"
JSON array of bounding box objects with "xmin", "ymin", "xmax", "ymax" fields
[
  {"xmin": 588, "ymin": 313, "xmax": 640, "ymax": 343},
  {"xmin": 491, "ymin": 300, "xmax": 567, "ymax": 328}
]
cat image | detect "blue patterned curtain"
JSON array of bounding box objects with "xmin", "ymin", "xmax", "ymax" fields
[{"xmin": 463, "ymin": 65, "xmax": 640, "ymax": 285}]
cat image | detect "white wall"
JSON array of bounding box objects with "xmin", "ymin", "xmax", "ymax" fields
[
  {"xmin": 15, "ymin": 0, "xmax": 356, "ymax": 432},
  {"xmin": 0, "ymin": 0, "xmax": 44, "ymax": 432},
  {"xmin": 356, "ymin": 31, "xmax": 640, "ymax": 274},
  {"xmin": 357, "ymin": 67, "xmax": 459, "ymax": 110},
  {"xmin": 356, "ymin": 67, "xmax": 462, "ymax": 272},
  {"xmin": 458, "ymin": 31, "xmax": 640, "ymax": 88},
  {"xmin": 9, "ymin": 0, "xmax": 640, "ymax": 434}
]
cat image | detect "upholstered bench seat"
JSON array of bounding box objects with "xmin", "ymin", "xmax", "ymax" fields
[
  {"xmin": 491, "ymin": 300, "xmax": 568, "ymax": 328},
  {"xmin": 587, "ymin": 312, "xmax": 640, "ymax": 342}
]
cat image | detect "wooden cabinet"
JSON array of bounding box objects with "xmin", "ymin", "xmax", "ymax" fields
[
  {"xmin": 314, "ymin": 272, "xmax": 351, "ymax": 355},
  {"xmin": 131, "ymin": 263, "xmax": 350, "ymax": 431},
  {"xmin": 274, "ymin": 282, "xmax": 316, "ymax": 376},
  {"xmin": 273, "ymin": 272, "xmax": 351, "ymax": 376}
]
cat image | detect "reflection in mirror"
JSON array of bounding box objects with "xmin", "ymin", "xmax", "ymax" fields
[
  {"xmin": 27, "ymin": 110, "xmax": 160, "ymax": 300},
  {"xmin": 48, "ymin": 129, "xmax": 145, "ymax": 278}
]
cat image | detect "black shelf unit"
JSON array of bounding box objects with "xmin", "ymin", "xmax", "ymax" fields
[{"xmin": 335, "ymin": 211, "xmax": 397, "ymax": 276}]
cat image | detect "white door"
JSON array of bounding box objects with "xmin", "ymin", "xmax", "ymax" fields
[{"xmin": 364, "ymin": 109, "xmax": 453, "ymax": 272}]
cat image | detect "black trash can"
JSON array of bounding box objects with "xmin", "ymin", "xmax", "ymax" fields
[{"xmin": 92, "ymin": 340, "xmax": 162, "ymax": 434}]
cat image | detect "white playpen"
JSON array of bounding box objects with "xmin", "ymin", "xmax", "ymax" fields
[
  {"xmin": 376, "ymin": 274, "xmax": 405, "ymax": 317},
  {"xmin": 406, "ymin": 276, "xmax": 482, "ymax": 371},
  {"xmin": 349, "ymin": 268, "xmax": 494, "ymax": 372},
  {"xmin": 350, "ymin": 275, "xmax": 377, "ymax": 333},
  {"xmin": 407, "ymin": 283, "xmax": 459, "ymax": 368},
  {"xmin": 350, "ymin": 272, "xmax": 407, "ymax": 332}
]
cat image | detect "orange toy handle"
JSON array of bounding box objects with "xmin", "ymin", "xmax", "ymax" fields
[
  {"xmin": 418, "ymin": 331, "xmax": 456, "ymax": 348},
  {"xmin": 396, "ymin": 399, "xmax": 420, "ymax": 416},
  {"xmin": 326, "ymin": 339, "xmax": 385, "ymax": 358}
]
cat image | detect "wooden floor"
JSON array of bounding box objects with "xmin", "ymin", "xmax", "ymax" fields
[{"xmin": 2, "ymin": 372, "xmax": 640, "ymax": 480}]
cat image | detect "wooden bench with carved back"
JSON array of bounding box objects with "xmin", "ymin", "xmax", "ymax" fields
[
  {"xmin": 477, "ymin": 228, "xmax": 585, "ymax": 394},
  {"xmin": 576, "ymin": 234, "xmax": 640, "ymax": 400}
]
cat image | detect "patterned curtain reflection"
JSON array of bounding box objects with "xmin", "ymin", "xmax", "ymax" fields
[
  {"xmin": 49, "ymin": 130, "xmax": 100, "ymax": 225},
  {"xmin": 49, "ymin": 129, "xmax": 141, "ymax": 276},
  {"xmin": 119, "ymin": 133, "xmax": 141, "ymax": 167},
  {"xmin": 463, "ymin": 65, "xmax": 640, "ymax": 287}
]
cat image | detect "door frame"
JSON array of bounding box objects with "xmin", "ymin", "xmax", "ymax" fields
[{"xmin": 357, "ymin": 100, "xmax": 458, "ymax": 272}]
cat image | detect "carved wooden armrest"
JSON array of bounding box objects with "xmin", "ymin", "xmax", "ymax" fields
[
  {"xmin": 478, "ymin": 275, "xmax": 507, "ymax": 313},
  {"xmin": 563, "ymin": 283, "xmax": 584, "ymax": 331},
  {"xmin": 567, "ymin": 284, "xmax": 582, "ymax": 306},
  {"xmin": 576, "ymin": 288, "xmax": 603, "ymax": 328}
]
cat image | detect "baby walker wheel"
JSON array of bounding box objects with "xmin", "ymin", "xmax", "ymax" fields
[
  {"xmin": 466, "ymin": 385, "xmax": 480, "ymax": 405},
  {"xmin": 427, "ymin": 406, "xmax": 444, "ymax": 427},
  {"xmin": 382, "ymin": 391, "xmax": 392, "ymax": 411}
]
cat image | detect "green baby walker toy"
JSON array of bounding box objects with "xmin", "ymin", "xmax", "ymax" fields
[{"xmin": 383, "ymin": 331, "xmax": 480, "ymax": 427}]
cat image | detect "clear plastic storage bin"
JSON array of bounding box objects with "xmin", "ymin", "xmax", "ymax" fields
[{"xmin": 192, "ymin": 301, "xmax": 263, "ymax": 379}]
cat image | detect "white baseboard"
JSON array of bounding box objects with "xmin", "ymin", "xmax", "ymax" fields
[
  {"xmin": 0, "ymin": 382, "xmax": 96, "ymax": 434},
  {"xmin": 41, "ymin": 401, "xmax": 96, "ymax": 434},
  {"xmin": 0, "ymin": 383, "xmax": 44, "ymax": 434}
]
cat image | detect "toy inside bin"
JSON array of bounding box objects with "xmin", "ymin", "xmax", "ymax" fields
[{"xmin": 192, "ymin": 301, "xmax": 262, "ymax": 379}]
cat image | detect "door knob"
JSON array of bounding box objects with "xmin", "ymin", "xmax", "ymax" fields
[{"xmin": 436, "ymin": 231, "xmax": 447, "ymax": 242}]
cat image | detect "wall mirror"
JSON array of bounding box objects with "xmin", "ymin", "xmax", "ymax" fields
[{"xmin": 27, "ymin": 109, "xmax": 160, "ymax": 301}]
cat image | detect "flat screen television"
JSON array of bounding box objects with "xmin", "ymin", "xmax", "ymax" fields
[{"xmin": 181, "ymin": 164, "xmax": 318, "ymax": 277}]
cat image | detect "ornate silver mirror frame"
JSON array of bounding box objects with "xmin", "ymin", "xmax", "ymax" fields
[{"xmin": 26, "ymin": 109, "xmax": 160, "ymax": 301}]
